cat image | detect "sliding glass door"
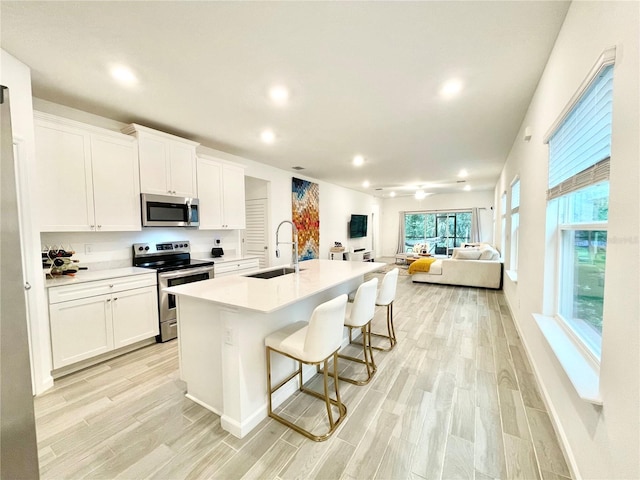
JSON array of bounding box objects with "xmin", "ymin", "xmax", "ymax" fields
[{"xmin": 404, "ymin": 211, "xmax": 471, "ymax": 254}]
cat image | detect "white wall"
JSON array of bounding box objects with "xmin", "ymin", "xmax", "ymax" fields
[
  {"xmin": 495, "ymin": 2, "xmax": 639, "ymax": 479},
  {"xmin": 380, "ymin": 190, "xmax": 495, "ymax": 256},
  {"xmin": 1, "ymin": 50, "xmax": 53, "ymax": 394}
]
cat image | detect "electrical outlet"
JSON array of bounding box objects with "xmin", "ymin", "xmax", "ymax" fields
[
  {"xmin": 85, "ymin": 244, "xmax": 93, "ymax": 254},
  {"xmin": 225, "ymin": 327, "xmax": 234, "ymax": 346}
]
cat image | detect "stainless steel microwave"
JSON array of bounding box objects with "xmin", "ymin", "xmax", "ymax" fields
[{"xmin": 141, "ymin": 193, "xmax": 199, "ymax": 227}]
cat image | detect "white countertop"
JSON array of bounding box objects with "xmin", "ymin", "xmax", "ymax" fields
[
  {"xmin": 45, "ymin": 267, "xmax": 154, "ymax": 288},
  {"xmin": 165, "ymin": 259, "xmax": 385, "ymax": 313}
]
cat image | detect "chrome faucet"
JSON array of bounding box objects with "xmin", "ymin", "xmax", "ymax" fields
[{"xmin": 275, "ymin": 220, "xmax": 299, "ymax": 273}]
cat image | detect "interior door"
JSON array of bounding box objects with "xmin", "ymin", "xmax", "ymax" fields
[{"xmin": 244, "ymin": 198, "xmax": 269, "ymax": 268}]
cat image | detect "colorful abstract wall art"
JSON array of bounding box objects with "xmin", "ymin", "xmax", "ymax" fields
[{"xmin": 292, "ymin": 177, "xmax": 319, "ymax": 260}]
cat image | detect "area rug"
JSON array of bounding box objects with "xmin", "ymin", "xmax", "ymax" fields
[{"xmin": 371, "ymin": 262, "xmax": 409, "ymax": 276}]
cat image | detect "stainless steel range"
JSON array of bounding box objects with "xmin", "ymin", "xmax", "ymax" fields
[{"xmin": 133, "ymin": 241, "xmax": 214, "ymax": 342}]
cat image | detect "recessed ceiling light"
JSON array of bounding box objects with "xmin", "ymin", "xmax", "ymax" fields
[
  {"xmin": 464, "ymin": 185, "xmax": 471, "ymax": 191},
  {"xmin": 440, "ymin": 79, "xmax": 463, "ymax": 98},
  {"xmin": 458, "ymin": 169, "xmax": 468, "ymax": 178},
  {"xmin": 362, "ymin": 180, "xmax": 370, "ymax": 188},
  {"xmin": 110, "ymin": 65, "xmax": 138, "ymax": 86},
  {"xmin": 389, "ymin": 191, "xmax": 396, "ymax": 198},
  {"xmin": 269, "ymin": 86, "xmax": 289, "ymax": 104},
  {"xmin": 415, "ymin": 190, "xmax": 426, "ymax": 200},
  {"xmin": 261, "ymin": 129, "xmax": 275, "ymax": 144},
  {"xmin": 353, "ymin": 155, "xmax": 364, "ymax": 167}
]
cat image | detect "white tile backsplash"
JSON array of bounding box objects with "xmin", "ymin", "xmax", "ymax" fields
[{"xmin": 41, "ymin": 229, "xmax": 242, "ymax": 271}]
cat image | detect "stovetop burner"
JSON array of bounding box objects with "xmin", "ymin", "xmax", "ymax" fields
[{"xmin": 132, "ymin": 241, "xmax": 215, "ymax": 272}]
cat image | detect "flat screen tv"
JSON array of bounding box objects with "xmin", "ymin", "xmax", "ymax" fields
[{"xmin": 349, "ymin": 214, "xmax": 368, "ymax": 238}]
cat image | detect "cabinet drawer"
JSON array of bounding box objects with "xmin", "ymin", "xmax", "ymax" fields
[
  {"xmin": 214, "ymin": 259, "xmax": 259, "ymax": 277},
  {"xmin": 49, "ymin": 273, "xmax": 157, "ymax": 304}
]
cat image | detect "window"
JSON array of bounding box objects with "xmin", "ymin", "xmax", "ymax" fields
[
  {"xmin": 545, "ymin": 62, "xmax": 613, "ymax": 360},
  {"xmin": 500, "ymin": 192, "xmax": 507, "ymax": 260},
  {"xmin": 509, "ymin": 177, "xmax": 520, "ymax": 274},
  {"xmin": 403, "ymin": 211, "xmax": 471, "ymax": 254}
]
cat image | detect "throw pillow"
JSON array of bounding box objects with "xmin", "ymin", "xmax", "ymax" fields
[{"xmin": 454, "ymin": 249, "xmax": 482, "ymax": 260}]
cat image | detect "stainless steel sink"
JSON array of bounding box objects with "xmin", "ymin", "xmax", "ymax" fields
[{"xmin": 245, "ymin": 267, "xmax": 300, "ymax": 279}]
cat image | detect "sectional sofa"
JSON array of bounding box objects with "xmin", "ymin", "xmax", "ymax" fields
[{"xmin": 410, "ymin": 243, "xmax": 503, "ymax": 289}]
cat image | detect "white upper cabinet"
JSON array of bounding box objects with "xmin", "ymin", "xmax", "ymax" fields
[
  {"xmin": 197, "ymin": 155, "xmax": 246, "ymax": 230},
  {"xmin": 123, "ymin": 124, "xmax": 198, "ymax": 198},
  {"xmin": 34, "ymin": 112, "xmax": 141, "ymax": 232},
  {"xmin": 90, "ymin": 135, "xmax": 141, "ymax": 231}
]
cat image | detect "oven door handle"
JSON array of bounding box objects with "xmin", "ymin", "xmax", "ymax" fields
[{"xmin": 158, "ymin": 266, "xmax": 214, "ymax": 280}]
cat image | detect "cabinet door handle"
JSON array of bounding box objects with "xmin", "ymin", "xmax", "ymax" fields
[
  {"xmin": 113, "ymin": 297, "xmax": 118, "ymax": 301},
  {"xmin": 109, "ymin": 284, "xmax": 114, "ymax": 288},
  {"xmin": 97, "ymin": 225, "xmax": 102, "ymax": 229},
  {"xmin": 106, "ymin": 298, "xmax": 111, "ymax": 303},
  {"xmin": 24, "ymin": 282, "xmax": 32, "ymax": 291},
  {"xmin": 90, "ymin": 225, "xmax": 95, "ymax": 230}
]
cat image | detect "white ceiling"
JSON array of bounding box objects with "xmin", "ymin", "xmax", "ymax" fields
[{"xmin": 1, "ymin": 1, "xmax": 570, "ymax": 197}]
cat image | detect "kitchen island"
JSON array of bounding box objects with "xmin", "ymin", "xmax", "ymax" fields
[{"xmin": 165, "ymin": 258, "xmax": 385, "ymax": 438}]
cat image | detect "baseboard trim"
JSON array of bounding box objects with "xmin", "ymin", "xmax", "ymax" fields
[
  {"xmin": 50, "ymin": 337, "xmax": 157, "ymax": 380},
  {"xmin": 502, "ymin": 294, "xmax": 581, "ymax": 480}
]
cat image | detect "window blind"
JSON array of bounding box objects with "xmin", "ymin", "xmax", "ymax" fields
[
  {"xmin": 547, "ymin": 157, "xmax": 610, "ymax": 201},
  {"xmin": 548, "ymin": 64, "xmax": 613, "ymax": 191}
]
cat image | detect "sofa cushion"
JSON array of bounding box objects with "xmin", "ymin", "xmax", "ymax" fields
[
  {"xmin": 478, "ymin": 245, "xmax": 500, "ymax": 260},
  {"xmin": 429, "ymin": 260, "xmax": 443, "ymax": 275},
  {"xmin": 453, "ymin": 249, "xmax": 482, "ymax": 260}
]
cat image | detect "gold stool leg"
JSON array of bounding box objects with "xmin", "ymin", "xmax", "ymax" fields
[
  {"xmin": 266, "ymin": 347, "xmax": 273, "ymax": 415},
  {"xmin": 369, "ymin": 301, "xmax": 397, "ymax": 351},
  {"xmin": 323, "ymin": 357, "xmax": 335, "ymax": 429},
  {"xmin": 333, "ymin": 352, "xmax": 346, "ymax": 418},
  {"xmin": 325, "ymin": 323, "xmax": 376, "ymax": 385}
]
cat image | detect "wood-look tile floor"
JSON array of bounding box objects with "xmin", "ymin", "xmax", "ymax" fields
[{"xmin": 34, "ymin": 267, "xmax": 573, "ymax": 479}]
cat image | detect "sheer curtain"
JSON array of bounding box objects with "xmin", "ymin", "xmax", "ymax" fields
[
  {"xmin": 396, "ymin": 211, "xmax": 406, "ymax": 254},
  {"xmin": 470, "ymin": 208, "xmax": 482, "ymax": 243}
]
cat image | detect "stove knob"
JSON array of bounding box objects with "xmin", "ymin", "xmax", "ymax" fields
[
  {"xmin": 144, "ymin": 246, "xmax": 150, "ymax": 251},
  {"xmin": 138, "ymin": 246, "xmax": 143, "ymax": 251},
  {"xmin": 181, "ymin": 243, "xmax": 186, "ymax": 248},
  {"xmin": 174, "ymin": 244, "xmax": 179, "ymax": 248}
]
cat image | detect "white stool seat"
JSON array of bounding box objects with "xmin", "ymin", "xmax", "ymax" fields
[
  {"xmin": 265, "ymin": 321, "xmax": 308, "ymax": 359},
  {"xmin": 344, "ymin": 303, "xmax": 357, "ymax": 326}
]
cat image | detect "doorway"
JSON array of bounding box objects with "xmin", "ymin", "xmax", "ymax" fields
[{"xmin": 244, "ymin": 177, "xmax": 270, "ymax": 268}]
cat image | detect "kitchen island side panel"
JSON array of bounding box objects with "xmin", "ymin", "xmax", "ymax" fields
[{"xmin": 177, "ymin": 296, "xmax": 224, "ymax": 414}]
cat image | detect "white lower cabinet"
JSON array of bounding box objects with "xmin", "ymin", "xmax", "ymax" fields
[
  {"xmin": 49, "ymin": 294, "xmax": 114, "ymax": 367},
  {"xmin": 48, "ymin": 274, "xmax": 158, "ymax": 369},
  {"xmin": 214, "ymin": 258, "xmax": 260, "ymax": 278},
  {"xmin": 111, "ymin": 286, "xmax": 159, "ymax": 349}
]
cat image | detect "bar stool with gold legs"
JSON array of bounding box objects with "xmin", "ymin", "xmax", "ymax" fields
[
  {"xmin": 370, "ymin": 268, "xmax": 399, "ymax": 351},
  {"xmin": 329, "ymin": 277, "xmax": 378, "ymax": 385},
  {"xmin": 265, "ymin": 294, "xmax": 348, "ymax": 442}
]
